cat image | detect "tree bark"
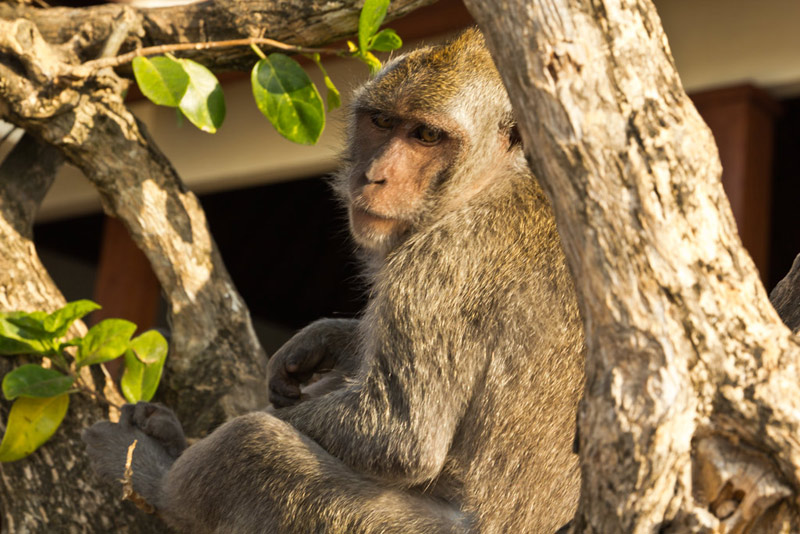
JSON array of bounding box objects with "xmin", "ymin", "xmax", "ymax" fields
[
  {"xmin": 464, "ymin": 0, "xmax": 800, "ymax": 532},
  {"xmin": 0, "ymin": 0, "xmax": 434, "ymax": 530},
  {"xmin": 0, "ymin": 0, "xmax": 436, "ymax": 72},
  {"xmin": 770, "ymin": 254, "xmax": 800, "ymax": 333},
  {"xmin": 0, "ymin": 135, "xmax": 166, "ymax": 532}
]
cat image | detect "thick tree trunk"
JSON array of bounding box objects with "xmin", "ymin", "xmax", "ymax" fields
[
  {"xmin": 465, "ymin": 0, "xmax": 800, "ymax": 532},
  {"xmin": 0, "ymin": 0, "xmax": 434, "ymax": 529}
]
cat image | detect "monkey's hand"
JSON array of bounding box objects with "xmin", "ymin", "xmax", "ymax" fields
[
  {"xmin": 82, "ymin": 402, "xmax": 187, "ymax": 510},
  {"xmin": 268, "ymin": 318, "xmax": 359, "ymax": 408}
]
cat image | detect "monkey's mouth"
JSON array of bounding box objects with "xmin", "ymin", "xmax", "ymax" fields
[
  {"xmin": 349, "ymin": 195, "xmax": 396, "ymax": 223},
  {"xmin": 349, "ymin": 205, "xmax": 409, "ymax": 244},
  {"xmin": 350, "ymin": 206, "xmax": 396, "ymax": 232},
  {"xmin": 351, "ymin": 205, "xmax": 392, "ymax": 222}
]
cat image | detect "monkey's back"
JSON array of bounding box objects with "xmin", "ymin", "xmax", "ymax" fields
[{"xmin": 381, "ymin": 171, "xmax": 584, "ymax": 533}]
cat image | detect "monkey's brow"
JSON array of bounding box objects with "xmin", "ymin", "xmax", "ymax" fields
[{"xmin": 356, "ymin": 105, "xmax": 392, "ymax": 117}]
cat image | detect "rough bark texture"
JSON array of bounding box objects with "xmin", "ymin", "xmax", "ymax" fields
[
  {"xmin": 770, "ymin": 254, "xmax": 800, "ymax": 333},
  {"xmin": 0, "ymin": 0, "xmax": 435, "ymax": 72},
  {"xmin": 0, "ymin": 135, "xmax": 166, "ymax": 531},
  {"xmin": 0, "ymin": 0, "xmax": 433, "ymax": 530},
  {"xmin": 464, "ymin": 0, "xmax": 800, "ymax": 532}
]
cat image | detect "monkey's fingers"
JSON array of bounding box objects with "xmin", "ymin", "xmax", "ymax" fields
[
  {"xmin": 268, "ymin": 377, "xmax": 302, "ymax": 408},
  {"xmin": 118, "ymin": 404, "xmax": 138, "ymax": 429},
  {"xmin": 131, "ymin": 402, "xmax": 187, "ymax": 458},
  {"xmin": 284, "ymin": 347, "xmax": 330, "ymax": 378}
]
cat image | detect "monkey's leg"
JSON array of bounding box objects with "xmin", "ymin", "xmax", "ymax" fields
[{"xmin": 162, "ymin": 412, "xmax": 469, "ymax": 534}]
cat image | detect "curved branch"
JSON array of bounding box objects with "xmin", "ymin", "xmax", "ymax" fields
[
  {"xmin": 0, "ymin": 14, "xmax": 267, "ymax": 435},
  {"xmin": 82, "ymin": 36, "xmax": 340, "ymax": 72},
  {"xmin": 1, "ymin": 0, "xmax": 436, "ymax": 72},
  {"xmin": 0, "ymin": 135, "xmax": 166, "ymax": 532},
  {"xmin": 0, "ymin": 133, "xmax": 60, "ymax": 236},
  {"xmin": 770, "ymin": 254, "xmax": 800, "ymax": 332}
]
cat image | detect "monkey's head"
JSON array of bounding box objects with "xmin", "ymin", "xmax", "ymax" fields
[{"xmin": 335, "ymin": 28, "xmax": 523, "ymax": 259}]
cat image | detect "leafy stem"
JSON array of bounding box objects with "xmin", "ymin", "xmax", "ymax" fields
[
  {"xmin": 0, "ymin": 300, "xmax": 168, "ymax": 461},
  {"xmin": 48, "ymin": 351, "xmax": 70, "ymax": 373},
  {"xmin": 73, "ymin": 375, "xmax": 122, "ymax": 410},
  {"xmin": 82, "ymin": 37, "xmax": 342, "ymax": 72}
]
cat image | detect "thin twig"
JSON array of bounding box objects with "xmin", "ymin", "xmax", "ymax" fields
[
  {"xmin": 82, "ymin": 37, "xmax": 343, "ymax": 71},
  {"xmin": 99, "ymin": 10, "xmax": 139, "ymax": 60},
  {"xmin": 121, "ymin": 440, "xmax": 156, "ymax": 513},
  {"xmin": 121, "ymin": 439, "xmax": 137, "ymax": 493},
  {"xmin": 74, "ymin": 377, "xmax": 122, "ymax": 410}
]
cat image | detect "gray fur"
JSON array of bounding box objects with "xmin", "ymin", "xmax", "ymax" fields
[{"xmin": 83, "ymin": 28, "xmax": 584, "ymax": 534}]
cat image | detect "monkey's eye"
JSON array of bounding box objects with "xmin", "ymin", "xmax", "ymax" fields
[
  {"xmin": 371, "ymin": 113, "xmax": 394, "ymax": 129},
  {"xmin": 413, "ymin": 125, "xmax": 443, "ymax": 145}
]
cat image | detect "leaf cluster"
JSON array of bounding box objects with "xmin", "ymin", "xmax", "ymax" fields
[
  {"xmin": 0, "ymin": 301, "xmax": 168, "ymax": 462},
  {"xmin": 131, "ymin": 0, "xmax": 402, "ymax": 144}
]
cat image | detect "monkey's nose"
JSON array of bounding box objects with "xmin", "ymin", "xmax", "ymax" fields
[{"xmin": 364, "ymin": 163, "xmax": 388, "ymax": 185}]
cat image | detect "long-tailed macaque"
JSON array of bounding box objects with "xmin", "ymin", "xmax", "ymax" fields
[{"xmin": 83, "ymin": 28, "xmax": 585, "ymax": 533}]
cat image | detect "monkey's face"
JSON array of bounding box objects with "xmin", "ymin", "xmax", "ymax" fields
[{"xmin": 343, "ymin": 109, "xmax": 459, "ymax": 256}]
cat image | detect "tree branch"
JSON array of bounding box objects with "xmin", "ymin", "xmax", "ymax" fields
[
  {"xmin": 0, "ymin": 133, "xmax": 166, "ymax": 533},
  {"xmin": 465, "ymin": 0, "xmax": 800, "ymax": 531},
  {"xmin": 1, "ymin": 0, "xmax": 436, "ymax": 73},
  {"xmin": 0, "ymin": 134, "xmax": 61, "ymax": 236},
  {"xmin": 770, "ymin": 254, "xmax": 800, "ymax": 332},
  {"xmin": 81, "ymin": 36, "xmax": 340, "ymax": 72}
]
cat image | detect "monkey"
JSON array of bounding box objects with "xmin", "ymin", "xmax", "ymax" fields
[{"xmin": 82, "ymin": 28, "xmax": 585, "ymax": 533}]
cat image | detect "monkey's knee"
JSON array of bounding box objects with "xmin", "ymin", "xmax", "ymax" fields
[{"xmin": 161, "ymin": 413, "xmax": 294, "ymax": 530}]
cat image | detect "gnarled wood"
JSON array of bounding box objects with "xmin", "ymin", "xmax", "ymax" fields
[
  {"xmin": 770, "ymin": 254, "xmax": 800, "ymax": 332},
  {"xmin": 0, "ymin": 0, "xmax": 436, "ymax": 73},
  {"xmin": 464, "ymin": 0, "xmax": 800, "ymax": 532}
]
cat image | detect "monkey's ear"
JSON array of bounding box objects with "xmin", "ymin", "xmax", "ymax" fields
[
  {"xmin": 508, "ymin": 124, "xmax": 522, "ymax": 150},
  {"xmin": 500, "ymin": 115, "xmax": 522, "ymax": 151}
]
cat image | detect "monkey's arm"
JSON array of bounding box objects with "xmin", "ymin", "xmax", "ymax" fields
[
  {"xmin": 273, "ymin": 294, "xmax": 487, "ymax": 486},
  {"xmin": 267, "ymin": 317, "xmax": 361, "ymax": 407}
]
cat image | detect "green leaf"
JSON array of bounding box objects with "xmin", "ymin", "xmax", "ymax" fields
[
  {"xmin": 369, "ymin": 28, "xmax": 402, "ymax": 52},
  {"xmin": 0, "ymin": 336, "xmax": 40, "ymax": 356},
  {"xmin": 6, "ymin": 312, "xmax": 49, "ymax": 337},
  {"xmin": 43, "ymin": 300, "xmax": 101, "ymax": 338},
  {"xmin": 358, "ymin": 0, "xmax": 390, "ymax": 53},
  {"xmin": 309, "ymin": 53, "xmax": 341, "ymax": 112},
  {"xmin": 129, "ymin": 330, "xmax": 168, "ymax": 365},
  {"xmin": 361, "ymin": 51, "xmax": 383, "ymax": 76},
  {"xmin": 251, "ymin": 54, "xmax": 325, "ymax": 145},
  {"xmin": 323, "ymin": 75, "xmax": 342, "ymax": 112},
  {"xmin": 177, "ymin": 59, "xmax": 226, "ymax": 133},
  {"xmin": 120, "ymin": 349, "xmax": 143, "ymax": 403},
  {"xmin": 76, "ymin": 319, "xmax": 137, "ymax": 367},
  {"xmin": 2, "ymin": 365, "xmax": 75, "ymax": 400},
  {"xmin": 0, "ymin": 312, "xmax": 51, "ymax": 355},
  {"xmin": 121, "ymin": 345, "xmax": 166, "ymax": 404},
  {"xmin": 132, "ymin": 56, "xmax": 189, "ymax": 107},
  {"xmin": 0, "ymin": 394, "xmax": 69, "ymax": 462},
  {"xmin": 123, "ymin": 331, "xmax": 168, "ymax": 402}
]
